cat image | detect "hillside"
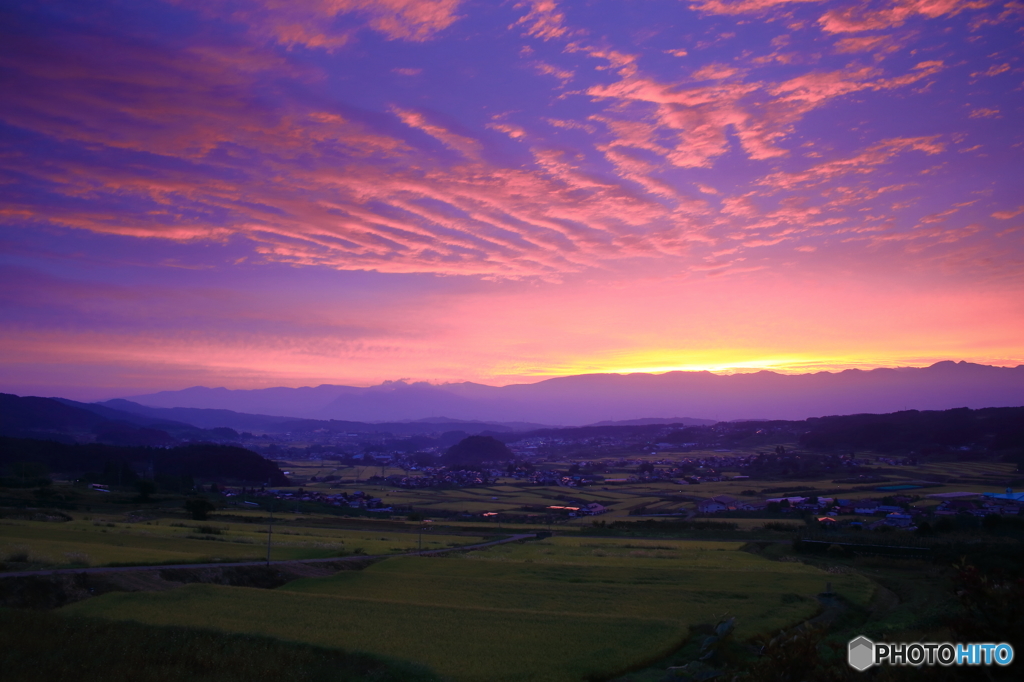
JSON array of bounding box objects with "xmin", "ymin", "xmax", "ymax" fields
[{"xmin": 0, "ymin": 437, "xmax": 288, "ymax": 486}]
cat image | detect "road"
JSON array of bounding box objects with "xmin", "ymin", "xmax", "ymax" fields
[{"xmin": 0, "ymin": 533, "xmax": 536, "ymax": 579}]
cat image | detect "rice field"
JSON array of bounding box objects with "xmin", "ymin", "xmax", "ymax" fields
[
  {"xmin": 0, "ymin": 516, "xmax": 484, "ymax": 568},
  {"xmin": 62, "ymin": 536, "xmax": 874, "ymax": 682}
]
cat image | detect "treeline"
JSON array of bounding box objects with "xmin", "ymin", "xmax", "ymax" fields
[
  {"xmin": 798, "ymin": 406, "xmax": 1024, "ymax": 455},
  {"xmin": 0, "ymin": 437, "xmax": 288, "ymax": 486},
  {"xmin": 649, "ymin": 406, "xmax": 1024, "ymax": 458}
]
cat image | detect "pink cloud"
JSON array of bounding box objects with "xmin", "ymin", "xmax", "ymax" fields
[
  {"xmin": 992, "ymin": 206, "xmax": 1024, "ymax": 219},
  {"xmin": 512, "ymin": 0, "xmax": 574, "ymax": 41},
  {"xmin": 692, "ymin": 0, "xmax": 993, "ymax": 33},
  {"xmin": 392, "ymin": 107, "xmax": 483, "ymax": 159},
  {"xmin": 833, "ymin": 33, "xmax": 906, "ymax": 56},
  {"xmin": 970, "ymin": 62, "xmax": 1011, "ymax": 77},
  {"xmin": 819, "ymin": 0, "xmax": 990, "ymax": 33},
  {"xmin": 758, "ymin": 136, "xmax": 945, "ymax": 190},
  {"xmin": 4, "ymin": 26, "xmax": 729, "ymax": 278},
  {"xmin": 178, "ymin": 0, "xmax": 462, "ymax": 49},
  {"xmin": 690, "ymin": 0, "xmax": 825, "ymax": 15},
  {"xmin": 587, "ymin": 77, "xmax": 769, "ymax": 166},
  {"xmin": 487, "ymin": 122, "xmax": 527, "ymax": 139},
  {"xmin": 690, "ymin": 63, "xmax": 744, "ymax": 81},
  {"xmin": 586, "ymin": 60, "xmax": 942, "ymax": 170},
  {"xmin": 533, "ymin": 61, "xmax": 575, "ymax": 81}
]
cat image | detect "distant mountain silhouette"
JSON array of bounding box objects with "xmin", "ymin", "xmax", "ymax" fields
[
  {"xmin": 98, "ymin": 399, "xmax": 296, "ymax": 431},
  {"xmin": 120, "ymin": 362, "xmax": 1024, "ymax": 425},
  {"xmin": 97, "ymin": 400, "xmax": 546, "ymax": 435},
  {"xmin": 587, "ymin": 417, "xmax": 718, "ymax": 427}
]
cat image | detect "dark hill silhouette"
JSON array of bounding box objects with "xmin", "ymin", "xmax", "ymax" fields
[
  {"xmin": 0, "ymin": 393, "xmax": 109, "ymax": 438},
  {"xmin": 444, "ymin": 435, "xmax": 513, "ymax": 467},
  {"xmin": 0, "ymin": 394, "xmax": 241, "ymax": 446},
  {"xmin": 0, "ymin": 437, "xmax": 288, "ymax": 485},
  {"xmin": 798, "ymin": 407, "xmax": 1024, "ymax": 454}
]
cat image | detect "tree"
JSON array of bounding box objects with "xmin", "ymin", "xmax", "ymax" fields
[
  {"xmin": 443, "ymin": 436, "xmax": 513, "ymax": 468},
  {"xmin": 185, "ymin": 496, "xmax": 215, "ymax": 520},
  {"xmin": 134, "ymin": 480, "xmax": 156, "ymax": 502}
]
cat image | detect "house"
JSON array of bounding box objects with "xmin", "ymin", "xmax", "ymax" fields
[
  {"xmin": 981, "ymin": 490, "xmax": 1024, "ymax": 515},
  {"xmin": 766, "ymin": 496, "xmax": 808, "ymax": 506},
  {"xmin": 884, "ymin": 513, "xmax": 913, "ymax": 527},
  {"xmin": 697, "ymin": 495, "xmax": 740, "ymax": 514},
  {"xmin": 936, "ymin": 499, "xmax": 978, "ymax": 515},
  {"xmin": 697, "ymin": 499, "xmax": 727, "ymax": 514},
  {"xmin": 854, "ymin": 500, "xmax": 880, "ymax": 514}
]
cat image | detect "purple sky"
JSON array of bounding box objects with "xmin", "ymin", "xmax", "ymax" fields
[{"xmin": 1, "ymin": 0, "xmax": 1022, "ymax": 400}]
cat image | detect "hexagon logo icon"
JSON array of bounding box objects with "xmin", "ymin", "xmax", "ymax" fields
[{"xmin": 848, "ymin": 636, "xmax": 874, "ymax": 671}]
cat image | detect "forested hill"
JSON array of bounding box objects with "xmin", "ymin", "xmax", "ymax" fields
[
  {"xmin": 0, "ymin": 437, "xmax": 289, "ymax": 486},
  {"xmin": 639, "ymin": 406, "xmax": 1024, "ymax": 458},
  {"xmin": 0, "ymin": 393, "xmax": 239, "ymax": 446},
  {"xmin": 797, "ymin": 407, "xmax": 1024, "ymax": 454},
  {"xmin": 509, "ymin": 407, "xmax": 1024, "ymax": 461}
]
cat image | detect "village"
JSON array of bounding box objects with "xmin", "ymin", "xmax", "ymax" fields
[{"xmin": 690, "ymin": 488, "xmax": 1024, "ymax": 531}]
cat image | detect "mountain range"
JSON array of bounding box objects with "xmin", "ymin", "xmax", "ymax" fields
[{"xmin": 122, "ymin": 362, "xmax": 1024, "ymax": 425}]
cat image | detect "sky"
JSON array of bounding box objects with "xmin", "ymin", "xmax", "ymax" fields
[{"xmin": 1, "ymin": 0, "xmax": 1022, "ymax": 401}]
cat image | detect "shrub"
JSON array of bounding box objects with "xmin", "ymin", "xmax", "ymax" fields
[{"xmin": 184, "ymin": 497, "xmax": 215, "ymax": 521}]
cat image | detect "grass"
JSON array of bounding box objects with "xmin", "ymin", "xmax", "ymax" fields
[
  {"xmin": 0, "ymin": 606, "xmax": 440, "ymax": 682},
  {"xmin": 0, "ymin": 516, "xmax": 484, "ymax": 569},
  {"xmin": 65, "ymin": 583, "xmax": 682, "ymax": 682},
  {"xmin": 61, "ymin": 537, "xmax": 874, "ymax": 682}
]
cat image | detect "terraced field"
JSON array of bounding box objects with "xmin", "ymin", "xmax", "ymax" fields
[
  {"xmin": 62, "ymin": 537, "xmax": 874, "ymax": 682},
  {"xmin": 0, "ymin": 516, "xmax": 483, "ymax": 568}
]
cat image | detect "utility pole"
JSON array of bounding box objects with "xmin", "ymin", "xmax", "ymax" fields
[{"xmin": 266, "ymin": 501, "xmax": 274, "ymax": 566}]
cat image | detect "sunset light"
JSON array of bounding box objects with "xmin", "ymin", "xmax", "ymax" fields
[
  {"xmin": 1, "ymin": 0, "xmax": 1022, "ymax": 398},
  {"xmin": 2, "ymin": 4, "xmax": 1024, "ymax": 674}
]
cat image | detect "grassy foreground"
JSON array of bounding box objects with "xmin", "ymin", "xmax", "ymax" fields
[
  {"xmin": 0, "ymin": 607, "xmax": 441, "ymax": 682},
  {"xmin": 62, "ymin": 538, "xmax": 874, "ymax": 682}
]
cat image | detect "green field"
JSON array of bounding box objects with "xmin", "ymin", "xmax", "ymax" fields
[
  {"xmin": 0, "ymin": 516, "xmax": 484, "ymax": 568},
  {"xmin": 63, "ymin": 537, "xmax": 874, "ymax": 682},
  {"xmin": 0, "ymin": 607, "xmax": 441, "ymax": 682}
]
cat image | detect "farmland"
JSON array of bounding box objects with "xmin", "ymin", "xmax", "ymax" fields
[
  {"xmin": 0, "ymin": 513, "xmax": 486, "ymax": 569},
  {"xmin": 63, "ymin": 536, "xmax": 872, "ymax": 682},
  {"xmin": 3, "ymin": 403, "xmax": 1023, "ymax": 682},
  {"xmin": 267, "ymin": 452, "xmax": 1020, "ymax": 527}
]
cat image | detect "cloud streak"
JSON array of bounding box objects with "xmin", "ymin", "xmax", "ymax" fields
[{"xmin": 0, "ymin": 0, "xmax": 1021, "ymax": 392}]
